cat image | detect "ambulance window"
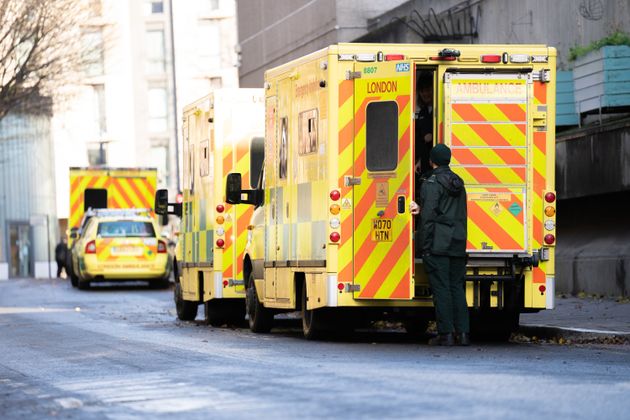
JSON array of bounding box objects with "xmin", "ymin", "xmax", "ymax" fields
[
  {"xmin": 279, "ymin": 117, "xmax": 288, "ymax": 179},
  {"xmin": 250, "ymin": 137, "xmax": 264, "ymax": 188},
  {"xmin": 366, "ymin": 101, "xmax": 398, "ymax": 172},
  {"xmin": 200, "ymin": 140, "xmax": 209, "ymax": 177},
  {"xmin": 298, "ymin": 109, "xmax": 318, "ymax": 155}
]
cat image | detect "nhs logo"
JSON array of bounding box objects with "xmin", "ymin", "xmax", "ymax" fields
[{"xmin": 395, "ymin": 63, "xmax": 410, "ymax": 72}]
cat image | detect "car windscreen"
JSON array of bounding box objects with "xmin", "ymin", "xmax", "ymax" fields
[{"xmin": 97, "ymin": 221, "xmax": 156, "ymax": 238}]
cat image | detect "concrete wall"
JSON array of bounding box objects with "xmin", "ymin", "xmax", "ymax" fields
[
  {"xmin": 357, "ymin": 0, "xmax": 630, "ymax": 70},
  {"xmin": 555, "ymin": 120, "xmax": 630, "ymax": 297},
  {"xmin": 556, "ymin": 119, "xmax": 630, "ymax": 200},
  {"xmin": 236, "ymin": 0, "xmax": 408, "ymax": 87}
]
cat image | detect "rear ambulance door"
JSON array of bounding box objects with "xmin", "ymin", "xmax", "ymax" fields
[
  {"xmin": 444, "ymin": 72, "xmax": 530, "ymax": 254},
  {"xmin": 352, "ymin": 59, "xmax": 414, "ymax": 299}
]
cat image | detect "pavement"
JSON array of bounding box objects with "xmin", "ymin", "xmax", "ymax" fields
[{"xmin": 519, "ymin": 295, "xmax": 630, "ymax": 342}]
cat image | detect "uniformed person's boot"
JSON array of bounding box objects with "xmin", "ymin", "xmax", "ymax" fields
[
  {"xmin": 456, "ymin": 332, "xmax": 470, "ymax": 346},
  {"xmin": 428, "ymin": 333, "xmax": 455, "ymax": 346}
]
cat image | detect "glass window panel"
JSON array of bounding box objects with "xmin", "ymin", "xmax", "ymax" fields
[
  {"xmin": 148, "ymin": 87, "xmax": 168, "ymax": 133},
  {"xmin": 146, "ymin": 29, "xmax": 166, "ymax": 74},
  {"xmin": 366, "ymin": 101, "xmax": 398, "ymax": 172}
]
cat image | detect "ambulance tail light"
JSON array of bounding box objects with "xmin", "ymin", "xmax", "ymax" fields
[
  {"xmin": 330, "ymin": 189, "xmax": 341, "ymax": 201},
  {"xmin": 216, "ymin": 238, "xmax": 225, "ymax": 248},
  {"xmin": 330, "ymin": 204, "xmax": 340, "ymax": 215},
  {"xmin": 385, "ymin": 54, "xmax": 405, "ymax": 61},
  {"xmin": 544, "ymin": 234, "xmax": 555, "ymax": 245},
  {"xmin": 545, "ymin": 192, "xmax": 556, "ymax": 203},
  {"xmin": 157, "ymin": 240, "xmax": 167, "ymax": 253},
  {"xmin": 85, "ymin": 240, "xmax": 96, "ymax": 254},
  {"xmin": 330, "ymin": 232, "xmax": 340, "ymax": 243},
  {"xmin": 481, "ymin": 55, "xmax": 502, "ymax": 63}
]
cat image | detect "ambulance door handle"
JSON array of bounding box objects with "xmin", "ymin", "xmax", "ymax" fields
[
  {"xmin": 344, "ymin": 176, "xmax": 361, "ymax": 186},
  {"xmin": 397, "ymin": 196, "xmax": 405, "ymax": 214}
]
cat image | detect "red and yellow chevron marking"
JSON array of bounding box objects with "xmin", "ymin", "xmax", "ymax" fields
[
  {"xmin": 69, "ymin": 170, "xmax": 157, "ymax": 229},
  {"xmin": 222, "ymin": 137, "xmax": 253, "ymax": 284},
  {"xmin": 337, "ymin": 80, "xmax": 355, "ymax": 286},
  {"xmin": 351, "ymin": 72, "xmax": 412, "ymax": 299},
  {"xmin": 531, "ymin": 81, "xmax": 548, "ymax": 249},
  {"xmin": 466, "ymin": 188, "xmax": 526, "ymax": 252}
]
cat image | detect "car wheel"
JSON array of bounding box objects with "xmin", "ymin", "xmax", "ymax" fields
[
  {"xmin": 174, "ymin": 282, "xmax": 198, "ymax": 321},
  {"xmin": 246, "ymin": 273, "xmax": 273, "ymax": 333},
  {"xmin": 302, "ymin": 284, "xmax": 328, "ymax": 340}
]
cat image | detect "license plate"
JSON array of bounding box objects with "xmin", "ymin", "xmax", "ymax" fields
[
  {"xmin": 111, "ymin": 246, "xmax": 142, "ymax": 256},
  {"xmin": 371, "ymin": 218, "xmax": 392, "ymax": 242}
]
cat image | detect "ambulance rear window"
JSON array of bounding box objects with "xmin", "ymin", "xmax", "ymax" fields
[
  {"xmin": 366, "ymin": 101, "xmax": 398, "ymax": 172},
  {"xmin": 97, "ymin": 221, "xmax": 156, "ymax": 238}
]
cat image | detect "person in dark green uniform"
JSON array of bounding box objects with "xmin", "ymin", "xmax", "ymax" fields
[{"xmin": 412, "ymin": 144, "xmax": 470, "ymax": 346}]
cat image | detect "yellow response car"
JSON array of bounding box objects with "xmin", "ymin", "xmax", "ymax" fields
[{"xmin": 70, "ymin": 209, "xmax": 171, "ymax": 289}]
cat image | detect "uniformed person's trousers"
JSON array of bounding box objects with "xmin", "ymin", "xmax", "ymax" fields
[{"xmin": 423, "ymin": 255, "xmax": 469, "ymax": 334}]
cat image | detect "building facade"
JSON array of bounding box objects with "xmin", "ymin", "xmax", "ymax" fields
[
  {"xmin": 235, "ymin": 0, "xmax": 409, "ymax": 87},
  {"xmin": 53, "ymin": 0, "xmax": 239, "ymax": 224},
  {"xmin": 0, "ymin": 110, "xmax": 58, "ymax": 280}
]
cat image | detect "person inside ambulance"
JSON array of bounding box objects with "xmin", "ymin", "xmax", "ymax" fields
[{"xmin": 414, "ymin": 71, "xmax": 434, "ymax": 178}]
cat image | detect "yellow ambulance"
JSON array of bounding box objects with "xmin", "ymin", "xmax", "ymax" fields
[
  {"xmin": 155, "ymin": 89, "xmax": 265, "ymax": 325},
  {"xmin": 226, "ymin": 43, "xmax": 557, "ymax": 339}
]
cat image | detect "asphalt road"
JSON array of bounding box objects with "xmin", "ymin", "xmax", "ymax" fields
[{"xmin": 1, "ymin": 278, "xmax": 629, "ymax": 419}]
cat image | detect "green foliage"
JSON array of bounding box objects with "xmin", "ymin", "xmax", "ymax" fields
[{"xmin": 568, "ymin": 31, "xmax": 630, "ymax": 61}]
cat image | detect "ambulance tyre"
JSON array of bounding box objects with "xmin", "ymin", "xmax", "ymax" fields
[
  {"xmin": 77, "ymin": 278, "xmax": 90, "ymax": 290},
  {"xmin": 246, "ymin": 273, "xmax": 273, "ymax": 333},
  {"xmin": 301, "ymin": 285, "xmax": 327, "ymax": 340},
  {"xmin": 174, "ymin": 282, "xmax": 198, "ymax": 321}
]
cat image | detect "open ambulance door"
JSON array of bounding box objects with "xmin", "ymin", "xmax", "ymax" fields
[
  {"xmin": 443, "ymin": 72, "xmax": 530, "ymax": 255},
  {"xmin": 351, "ymin": 59, "xmax": 414, "ymax": 300}
]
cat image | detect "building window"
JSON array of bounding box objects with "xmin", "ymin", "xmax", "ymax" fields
[
  {"xmin": 198, "ymin": 21, "xmax": 220, "ymax": 70},
  {"xmin": 87, "ymin": 143, "xmax": 107, "ymax": 166},
  {"xmin": 366, "ymin": 101, "xmax": 398, "ymax": 172},
  {"xmin": 150, "ymin": 145, "xmax": 169, "ymax": 186},
  {"xmin": 91, "ymin": 84, "xmax": 106, "ymax": 136},
  {"xmin": 202, "ymin": 0, "xmax": 220, "ymax": 12},
  {"xmin": 146, "ymin": 29, "xmax": 166, "ymax": 74},
  {"xmin": 82, "ymin": 29, "xmax": 104, "ymax": 77},
  {"xmin": 148, "ymin": 87, "xmax": 168, "ymax": 133},
  {"xmin": 144, "ymin": 0, "xmax": 164, "ymax": 15}
]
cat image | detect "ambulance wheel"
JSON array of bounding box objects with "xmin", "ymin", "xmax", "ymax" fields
[
  {"xmin": 246, "ymin": 273, "xmax": 273, "ymax": 333},
  {"xmin": 301, "ymin": 285, "xmax": 328, "ymax": 340},
  {"xmin": 77, "ymin": 279, "xmax": 90, "ymax": 290},
  {"xmin": 174, "ymin": 282, "xmax": 198, "ymax": 321}
]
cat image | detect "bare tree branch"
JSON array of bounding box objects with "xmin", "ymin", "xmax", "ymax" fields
[{"xmin": 0, "ymin": 0, "xmax": 93, "ymax": 120}]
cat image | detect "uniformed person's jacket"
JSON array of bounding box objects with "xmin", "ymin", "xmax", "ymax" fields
[{"xmin": 419, "ymin": 166, "xmax": 467, "ymax": 257}]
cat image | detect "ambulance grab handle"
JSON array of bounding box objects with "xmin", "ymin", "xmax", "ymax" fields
[{"xmin": 397, "ymin": 196, "xmax": 405, "ymax": 214}]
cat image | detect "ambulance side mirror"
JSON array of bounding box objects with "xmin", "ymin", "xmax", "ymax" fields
[
  {"xmin": 226, "ymin": 173, "xmax": 262, "ymax": 206},
  {"xmin": 155, "ymin": 189, "xmax": 169, "ymax": 215},
  {"xmin": 226, "ymin": 173, "xmax": 243, "ymax": 204}
]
